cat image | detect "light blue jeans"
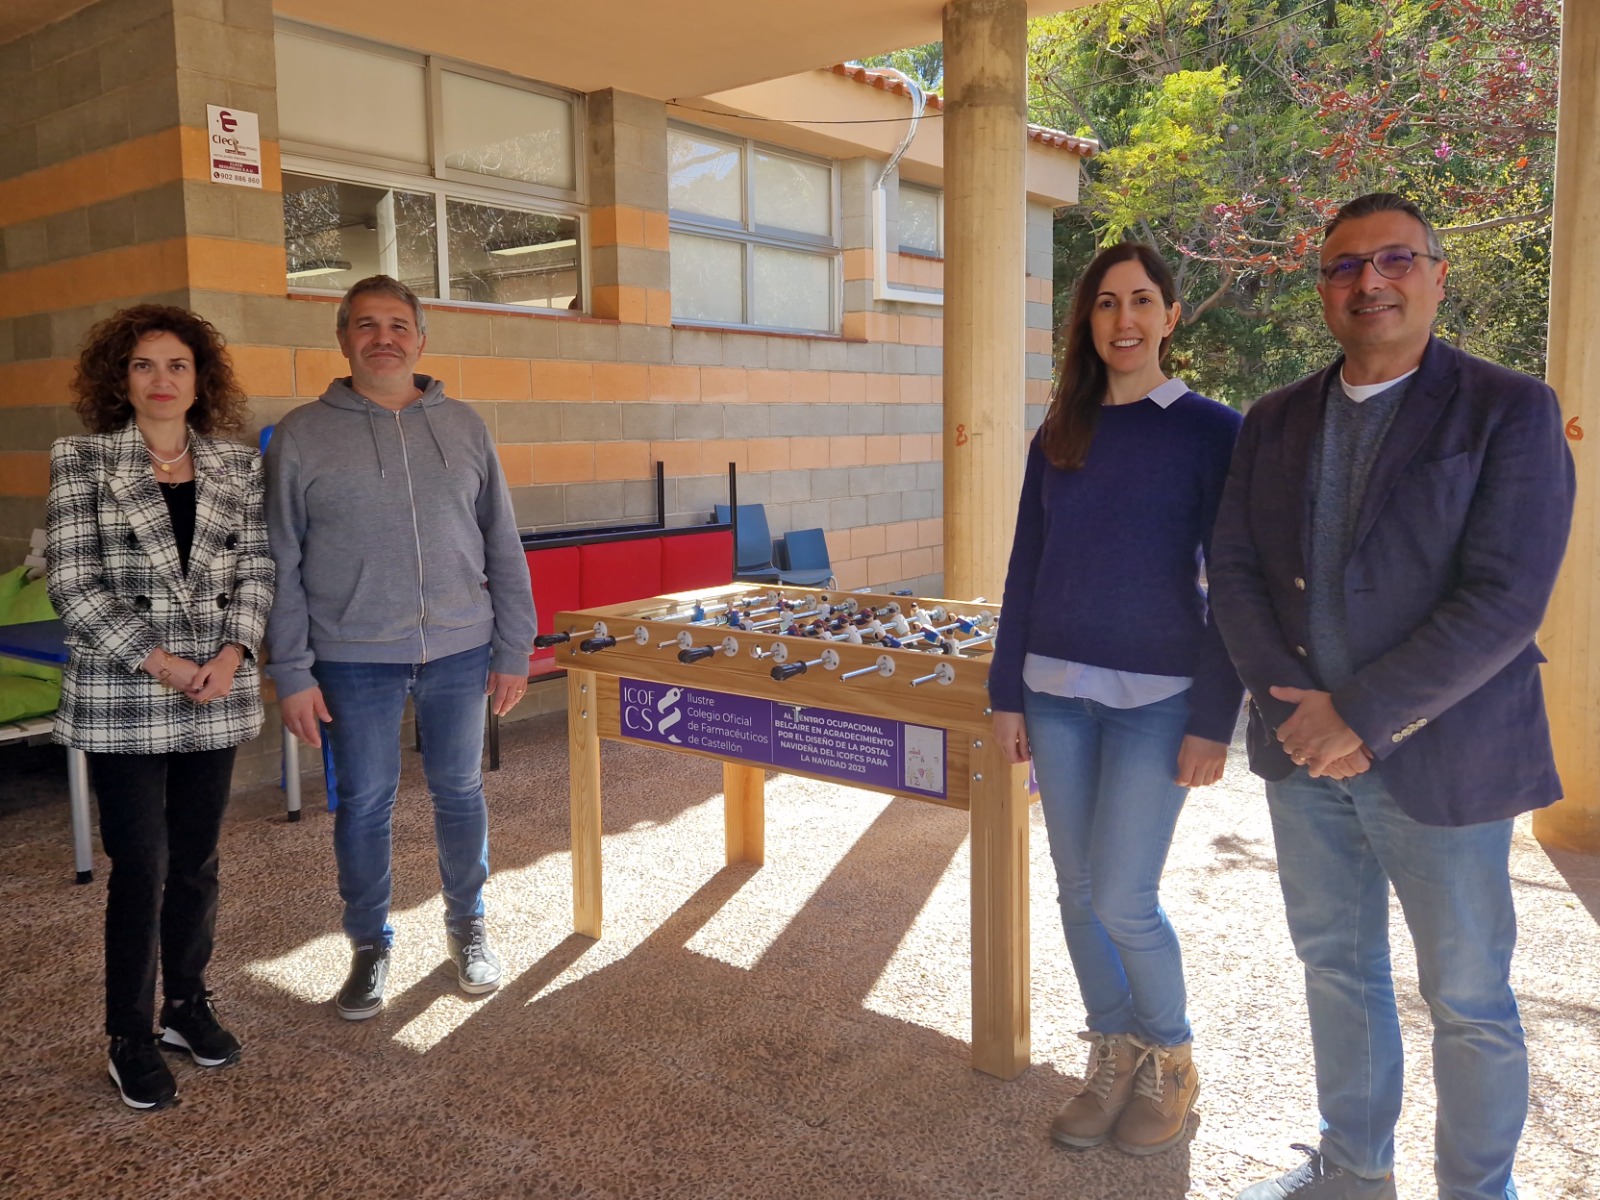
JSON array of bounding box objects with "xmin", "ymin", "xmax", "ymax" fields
[
  {"xmin": 313, "ymin": 644, "xmax": 493, "ymax": 948},
  {"xmin": 1023, "ymin": 686, "xmax": 1193, "ymax": 1046},
  {"xmin": 1266, "ymin": 767, "xmax": 1524, "ymax": 1200}
]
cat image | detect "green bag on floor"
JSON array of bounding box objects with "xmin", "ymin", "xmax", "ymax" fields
[{"xmin": 0, "ymin": 564, "xmax": 62, "ymax": 722}]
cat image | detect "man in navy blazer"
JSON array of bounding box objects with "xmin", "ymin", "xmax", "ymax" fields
[{"xmin": 1210, "ymin": 194, "xmax": 1574, "ymax": 1200}]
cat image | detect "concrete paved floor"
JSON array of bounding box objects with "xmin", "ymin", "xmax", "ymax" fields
[{"xmin": 1, "ymin": 712, "xmax": 1595, "ymax": 1199}]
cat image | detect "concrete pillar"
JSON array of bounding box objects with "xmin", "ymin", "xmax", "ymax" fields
[
  {"xmin": 940, "ymin": 0, "xmax": 1028, "ymax": 602},
  {"xmin": 1536, "ymin": 0, "xmax": 1600, "ymax": 853}
]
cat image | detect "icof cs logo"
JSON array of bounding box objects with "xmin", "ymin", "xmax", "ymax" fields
[{"xmin": 622, "ymin": 684, "xmax": 683, "ymax": 743}]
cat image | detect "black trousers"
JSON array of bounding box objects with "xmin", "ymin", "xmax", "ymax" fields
[{"xmin": 86, "ymin": 747, "xmax": 237, "ymax": 1038}]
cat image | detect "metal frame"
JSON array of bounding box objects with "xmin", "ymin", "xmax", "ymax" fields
[{"xmin": 666, "ymin": 121, "xmax": 842, "ymax": 335}]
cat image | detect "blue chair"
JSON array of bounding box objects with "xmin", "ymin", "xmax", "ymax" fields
[
  {"xmin": 713, "ymin": 503, "xmax": 781, "ymax": 582},
  {"xmin": 774, "ymin": 527, "xmax": 836, "ymax": 588}
]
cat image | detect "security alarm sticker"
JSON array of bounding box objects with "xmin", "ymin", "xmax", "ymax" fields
[{"xmin": 207, "ymin": 106, "xmax": 263, "ymax": 188}]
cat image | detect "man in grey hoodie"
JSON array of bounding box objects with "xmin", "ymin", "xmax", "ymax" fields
[{"xmin": 263, "ymin": 275, "xmax": 535, "ymax": 1019}]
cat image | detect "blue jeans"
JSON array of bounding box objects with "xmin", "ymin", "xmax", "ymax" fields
[
  {"xmin": 1023, "ymin": 686, "xmax": 1192, "ymax": 1046},
  {"xmin": 313, "ymin": 644, "xmax": 493, "ymax": 948},
  {"xmin": 1265, "ymin": 767, "xmax": 1524, "ymax": 1200}
]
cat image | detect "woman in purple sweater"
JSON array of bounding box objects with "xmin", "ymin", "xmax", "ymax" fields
[{"xmin": 991, "ymin": 243, "xmax": 1243, "ymax": 1156}]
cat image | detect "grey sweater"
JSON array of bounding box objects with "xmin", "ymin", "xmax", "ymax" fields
[
  {"xmin": 1304, "ymin": 375, "xmax": 1409, "ymax": 692},
  {"xmin": 263, "ymin": 375, "xmax": 535, "ymax": 697}
]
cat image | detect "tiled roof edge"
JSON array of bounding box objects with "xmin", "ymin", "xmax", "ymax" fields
[{"xmin": 828, "ymin": 63, "xmax": 1098, "ymax": 157}]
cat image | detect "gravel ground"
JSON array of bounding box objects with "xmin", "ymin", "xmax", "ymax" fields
[{"xmin": 0, "ymin": 713, "xmax": 1595, "ymax": 1199}]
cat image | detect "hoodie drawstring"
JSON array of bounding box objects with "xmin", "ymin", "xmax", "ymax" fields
[
  {"xmin": 364, "ymin": 403, "xmax": 387, "ymax": 479},
  {"xmin": 419, "ymin": 403, "xmax": 450, "ymax": 470}
]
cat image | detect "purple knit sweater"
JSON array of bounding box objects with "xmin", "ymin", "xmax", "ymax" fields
[{"xmin": 990, "ymin": 390, "xmax": 1245, "ymax": 743}]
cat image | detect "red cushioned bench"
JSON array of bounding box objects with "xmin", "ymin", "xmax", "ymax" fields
[
  {"xmin": 524, "ymin": 525, "xmax": 734, "ymax": 679},
  {"xmin": 485, "ymin": 521, "xmax": 734, "ymax": 768}
]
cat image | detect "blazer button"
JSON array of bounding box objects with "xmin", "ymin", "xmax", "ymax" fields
[
  {"xmin": 1295, "ymin": 645, "xmax": 1308, "ymax": 657},
  {"xmin": 133, "ymin": 595, "xmax": 151, "ymax": 611},
  {"xmin": 1391, "ymin": 732, "xmax": 1404, "ymax": 743},
  {"xmin": 224, "ymin": 533, "xmax": 238, "ymax": 550},
  {"xmin": 1294, "ymin": 577, "xmax": 1305, "ymax": 590},
  {"xmin": 216, "ymin": 594, "xmax": 230, "ymax": 609}
]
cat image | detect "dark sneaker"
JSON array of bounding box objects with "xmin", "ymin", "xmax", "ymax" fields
[
  {"xmin": 1237, "ymin": 1145, "xmax": 1398, "ymax": 1199},
  {"xmin": 159, "ymin": 992, "xmax": 241, "ymax": 1067},
  {"xmin": 336, "ymin": 943, "xmax": 390, "ymax": 1020},
  {"xmin": 108, "ymin": 1035, "xmax": 177, "ymax": 1110},
  {"xmin": 446, "ymin": 918, "xmax": 502, "ymax": 995}
]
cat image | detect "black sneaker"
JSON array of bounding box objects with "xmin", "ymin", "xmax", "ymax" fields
[
  {"xmin": 336, "ymin": 943, "xmax": 390, "ymax": 1020},
  {"xmin": 446, "ymin": 918, "xmax": 502, "ymax": 995},
  {"xmin": 108, "ymin": 1035, "xmax": 177, "ymax": 1110},
  {"xmin": 1236, "ymin": 1145, "xmax": 1398, "ymax": 1200},
  {"xmin": 159, "ymin": 992, "xmax": 241, "ymax": 1067}
]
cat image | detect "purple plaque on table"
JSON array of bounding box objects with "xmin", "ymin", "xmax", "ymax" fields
[{"xmin": 620, "ymin": 678, "xmax": 946, "ymax": 799}]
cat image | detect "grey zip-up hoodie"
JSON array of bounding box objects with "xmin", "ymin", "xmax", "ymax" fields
[{"xmin": 263, "ymin": 375, "xmax": 535, "ymax": 698}]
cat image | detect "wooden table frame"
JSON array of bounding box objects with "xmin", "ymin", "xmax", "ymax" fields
[{"xmin": 553, "ymin": 585, "xmax": 1031, "ymax": 1079}]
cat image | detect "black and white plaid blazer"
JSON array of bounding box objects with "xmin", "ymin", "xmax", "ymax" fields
[{"xmin": 46, "ymin": 422, "xmax": 274, "ymax": 753}]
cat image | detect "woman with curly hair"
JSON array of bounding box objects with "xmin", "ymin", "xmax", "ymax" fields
[{"xmin": 47, "ymin": 305, "xmax": 273, "ymax": 1110}]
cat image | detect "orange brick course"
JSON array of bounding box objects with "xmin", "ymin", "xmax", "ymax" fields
[
  {"xmin": 647, "ymin": 365, "xmax": 699, "ymax": 403},
  {"xmin": 461, "ymin": 356, "xmax": 532, "ymax": 401},
  {"xmin": 0, "ymin": 359, "xmax": 76, "ymax": 409},
  {"xmin": 533, "ymin": 360, "xmax": 594, "ymax": 402},
  {"xmin": 593, "ymin": 440, "xmax": 650, "ymax": 480},
  {"xmin": 592, "ymin": 363, "xmax": 650, "ymax": 402},
  {"xmin": 532, "ymin": 442, "xmax": 594, "ymax": 483},
  {"xmin": 0, "ymin": 451, "xmax": 50, "ymax": 497},
  {"xmin": 496, "ymin": 443, "xmax": 534, "ymax": 487},
  {"xmin": 0, "ymin": 127, "xmax": 283, "ymax": 231},
  {"xmin": 228, "ymin": 346, "xmax": 295, "ymax": 399}
]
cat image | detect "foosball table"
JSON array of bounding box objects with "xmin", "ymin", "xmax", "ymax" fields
[{"xmin": 539, "ymin": 583, "xmax": 1032, "ymax": 1079}]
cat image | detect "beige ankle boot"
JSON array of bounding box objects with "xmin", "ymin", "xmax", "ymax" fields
[
  {"xmin": 1111, "ymin": 1038, "xmax": 1199, "ymax": 1155},
  {"xmin": 1050, "ymin": 1031, "xmax": 1138, "ymax": 1148}
]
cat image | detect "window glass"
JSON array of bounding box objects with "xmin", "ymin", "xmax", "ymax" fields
[
  {"xmin": 446, "ymin": 199, "xmax": 580, "ymax": 308},
  {"xmin": 275, "ymin": 32, "xmax": 428, "ymax": 164},
  {"xmin": 283, "ymin": 173, "xmax": 438, "ymax": 296},
  {"xmin": 751, "ymin": 245, "xmax": 832, "ymax": 332},
  {"xmin": 439, "ymin": 71, "xmax": 575, "ymax": 191},
  {"xmin": 753, "ymin": 151, "xmax": 831, "ymax": 238},
  {"xmin": 670, "ymin": 233, "xmax": 744, "ymax": 324},
  {"xmin": 668, "ymin": 130, "xmax": 743, "ymax": 224},
  {"xmin": 899, "ymin": 184, "xmax": 940, "ymax": 254}
]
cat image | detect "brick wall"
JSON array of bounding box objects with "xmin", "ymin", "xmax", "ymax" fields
[{"xmin": 0, "ymin": 2, "xmax": 1061, "ymax": 785}]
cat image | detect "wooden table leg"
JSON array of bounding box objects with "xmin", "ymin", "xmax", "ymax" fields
[
  {"xmin": 569, "ymin": 670, "xmax": 603, "ymax": 938},
  {"xmin": 723, "ymin": 761, "xmax": 765, "ymax": 866},
  {"xmin": 968, "ymin": 742, "xmax": 1030, "ymax": 1079}
]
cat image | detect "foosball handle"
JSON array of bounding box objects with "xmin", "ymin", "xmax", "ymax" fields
[
  {"xmin": 770, "ymin": 661, "xmax": 809, "ymax": 681},
  {"xmin": 534, "ymin": 632, "xmax": 572, "ymax": 648},
  {"xmin": 578, "ymin": 635, "xmax": 617, "ymax": 653},
  {"xmin": 677, "ymin": 645, "xmax": 717, "ymax": 664}
]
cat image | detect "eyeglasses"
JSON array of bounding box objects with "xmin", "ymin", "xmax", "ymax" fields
[{"xmin": 1319, "ymin": 247, "xmax": 1443, "ymax": 287}]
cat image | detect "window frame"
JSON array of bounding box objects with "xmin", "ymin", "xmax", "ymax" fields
[
  {"xmin": 275, "ymin": 21, "xmax": 588, "ymax": 316},
  {"xmin": 667, "ymin": 122, "xmax": 841, "ymax": 336},
  {"xmin": 897, "ymin": 181, "xmax": 943, "ymax": 257}
]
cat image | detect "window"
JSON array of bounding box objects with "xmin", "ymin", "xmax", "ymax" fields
[
  {"xmin": 275, "ymin": 25, "xmax": 583, "ymax": 311},
  {"xmin": 667, "ymin": 126, "xmax": 838, "ymax": 334},
  {"xmin": 898, "ymin": 183, "xmax": 941, "ymax": 256}
]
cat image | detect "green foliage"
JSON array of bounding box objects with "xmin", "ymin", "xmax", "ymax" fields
[
  {"xmin": 1090, "ymin": 67, "xmax": 1238, "ymax": 243},
  {"xmin": 855, "ymin": 45, "xmax": 945, "ymax": 94},
  {"xmin": 1027, "ymin": 0, "xmax": 1559, "ymax": 404}
]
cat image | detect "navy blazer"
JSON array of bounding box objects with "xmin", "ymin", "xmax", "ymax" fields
[{"xmin": 1209, "ymin": 337, "xmax": 1575, "ymax": 826}]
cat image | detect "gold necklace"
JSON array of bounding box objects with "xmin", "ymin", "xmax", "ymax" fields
[{"xmin": 145, "ymin": 437, "xmax": 192, "ymax": 476}]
